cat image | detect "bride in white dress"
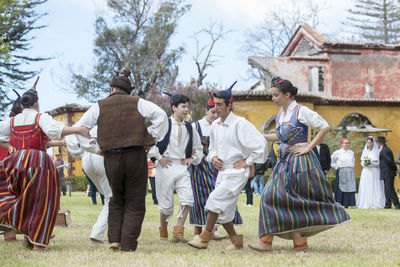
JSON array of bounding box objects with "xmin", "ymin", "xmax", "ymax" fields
[{"xmin": 357, "ymin": 136, "xmax": 386, "ymax": 209}]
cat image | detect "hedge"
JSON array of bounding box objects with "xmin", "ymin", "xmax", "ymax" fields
[{"xmin": 66, "ymin": 176, "xmax": 88, "ymax": 191}]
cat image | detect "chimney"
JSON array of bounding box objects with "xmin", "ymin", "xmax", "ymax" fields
[{"xmin": 364, "ymin": 83, "xmax": 374, "ymax": 99}]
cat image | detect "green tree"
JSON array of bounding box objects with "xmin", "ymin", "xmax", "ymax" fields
[
  {"xmin": 0, "ymin": 0, "xmax": 48, "ymax": 117},
  {"xmin": 346, "ymin": 0, "xmax": 400, "ymax": 44},
  {"xmin": 70, "ymin": 0, "xmax": 191, "ymax": 102}
]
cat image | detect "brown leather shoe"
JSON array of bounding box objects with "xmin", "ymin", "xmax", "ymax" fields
[{"xmin": 109, "ymin": 242, "xmax": 121, "ymax": 250}]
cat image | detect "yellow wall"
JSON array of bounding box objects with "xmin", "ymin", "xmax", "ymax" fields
[
  {"xmin": 52, "ymin": 112, "xmax": 86, "ymax": 177},
  {"xmin": 234, "ymin": 100, "xmax": 400, "ymax": 193}
]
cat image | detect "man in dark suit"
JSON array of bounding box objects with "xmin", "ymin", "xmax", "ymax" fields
[
  {"xmin": 312, "ymin": 140, "xmax": 331, "ymax": 175},
  {"xmin": 376, "ymin": 136, "xmax": 400, "ymax": 210}
]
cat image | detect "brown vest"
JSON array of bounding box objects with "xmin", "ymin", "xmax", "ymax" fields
[{"xmin": 97, "ymin": 93, "xmax": 155, "ymax": 150}]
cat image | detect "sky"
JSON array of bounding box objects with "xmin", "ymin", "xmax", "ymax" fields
[{"xmin": 5, "ymin": 0, "xmax": 354, "ymax": 114}]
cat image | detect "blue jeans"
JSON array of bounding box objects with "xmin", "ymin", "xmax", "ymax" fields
[{"xmin": 253, "ymin": 174, "xmax": 264, "ymax": 194}]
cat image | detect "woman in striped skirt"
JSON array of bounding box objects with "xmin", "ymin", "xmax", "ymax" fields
[
  {"xmin": 0, "ymin": 87, "xmax": 89, "ymax": 250},
  {"xmin": 249, "ymin": 77, "xmax": 350, "ymax": 252},
  {"xmin": 189, "ymin": 94, "xmax": 242, "ymax": 239}
]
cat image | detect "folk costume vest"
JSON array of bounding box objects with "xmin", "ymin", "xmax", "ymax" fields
[
  {"xmin": 276, "ymin": 104, "xmax": 308, "ymax": 155},
  {"xmin": 156, "ymin": 118, "xmax": 193, "ymax": 159},
  {"xmin": 194, "ymin": 121, "xmax": 209, "ymax": 156},
  {"xmin": 97, "ymin": 92, "xmax": 155, "ymax": 151},
  {"xmin": 9, "ymin": 113, "xmax": 49, "ymax": 151}
]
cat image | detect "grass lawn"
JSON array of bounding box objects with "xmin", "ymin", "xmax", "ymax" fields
[{"xmin": 1, "ymin": 192, "xmax": 400, "ymax": 266}]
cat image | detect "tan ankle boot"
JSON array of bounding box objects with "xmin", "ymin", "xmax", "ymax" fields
[
  {"xmin": 171, "ymin": 226, "xmax": 187, "ymax": 243},
  {"xmin": 159, "ymin": 227, "xmax": 168, "ymax": 243},
  {"xmin": 248, "ymin": 235, "xmax": 273, "ymax": 252},
  {"xmin": 293, "ymin": 236, "xmax": 308, "ymax": 251},
  {"xmin": 226, "ymin": 235, "xmax": 243, "ymax": 250},
  {"xmin": 188, "ymin": 229, "xmax": 213, "ymax": 249}
]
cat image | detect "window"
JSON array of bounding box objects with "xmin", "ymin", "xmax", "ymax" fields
[{"xmin": 309, "ymin": 66, "xmax": 324, "ymax": 92}]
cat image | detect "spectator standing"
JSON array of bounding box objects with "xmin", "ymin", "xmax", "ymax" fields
[
  {"xmin": 54, "ymin": 153, "xmax": 70, "ymax": 196},
  {"xmin": 376, "ymin": 136, "xmax": 400, "ymax": 209},
  {"xmin": 331, "ymin": 138, "xmax": 356, "ymax": 208}
]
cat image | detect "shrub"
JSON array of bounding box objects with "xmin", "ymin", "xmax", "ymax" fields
[{"xmin": 66, "ymin": 176, "xmax": 88, "ymax": 191}]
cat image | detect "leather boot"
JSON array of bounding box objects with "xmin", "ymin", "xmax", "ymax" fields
[
  {"xmin": 188, "ymin": 229, "xmax": 213, "ymax": 249},
  {"xmin": 225, "ymin": 235, "xmax": 243, "ymax": 250},
  {"xmin": 159, "ymin": 227, "xmax": 168, "ymax": 243},
  {"xmin": 248, "ymin": 234, "xmax": 273, "ymax": 252},
  {"xmin": 171, "ymin": 226, "xmax": 187, "ymax": 243},
  {"xmin": 293, "ymin": 236, "xmax": 308, "ymax": 251}
]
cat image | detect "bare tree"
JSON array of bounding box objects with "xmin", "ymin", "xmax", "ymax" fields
[
  {"xmin": 242, "ymin": 0, "xmax": 327, "ymax": 81},
  {"xmin": 192, "ymin": 21, "xmax": 232, "ymax": 87},
  {"xmin": 345, "ymin": 0, "xmax": 400, "ymax": 44}
]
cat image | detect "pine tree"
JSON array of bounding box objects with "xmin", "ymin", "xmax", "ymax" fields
[
  {"xmin": 346, "ymin": 0, "xmax": 400, "ymax": 44},
  {"xmin": 0, "ymin": 0, "xmax": 48, "ymax": 117}
]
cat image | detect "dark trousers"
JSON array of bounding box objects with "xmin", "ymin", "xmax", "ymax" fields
[
  {"xmin": 383, "ymin": 177, "xmax": 400, "ymax": 208},
  {"xmin": 104, "ymin": 147, "xmax": 147, "ymax": 251},
  {"xmin": 244, "ymin": 179, "xmax": 253, "ymax": 205},
  {"xmin": 149, "ymin": 177, "xmax": 158, "ymax": 204},
  {"xmin": 84, "ymin": 171, "xmax": 104, "ymax": 205},
  {"xmin": 60, "ymin": 178, "xmax": 67, "ymax": 196}
]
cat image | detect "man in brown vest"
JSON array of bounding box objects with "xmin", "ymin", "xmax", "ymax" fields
[{"xmin": 76, "ymin": 69, "xmax": 168, "ymax": 251}]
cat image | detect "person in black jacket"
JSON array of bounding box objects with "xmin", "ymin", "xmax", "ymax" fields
[
  {"xmin": 312, "ymin": 139, "xmax": 331, "ymax": 175},
  {"xmin": 376, "ymin": 136, "xmax": 400, "ymax": 210}
]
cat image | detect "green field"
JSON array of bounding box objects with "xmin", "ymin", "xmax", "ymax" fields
[{"xmin": 1, "ymin": 192, "xmax": 400, "ymax": 266}]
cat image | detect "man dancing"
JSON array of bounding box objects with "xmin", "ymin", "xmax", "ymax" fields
[
  {"xmin": 188, "ymin": 82, "xmax": 268, "ymax": 250},
  {"xmin": 148, "ymin": 92, "xmax": 203, "ymax": 243},
  {"xmin": 76, "ymin": 69, "xmax": 168, "ymax": 251},
  {"xmin": 189, "ymin": 93, "xmax": 242, "ymax": 239}
]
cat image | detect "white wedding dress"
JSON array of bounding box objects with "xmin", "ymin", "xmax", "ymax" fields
[{"xmin": 357, "ymin": 138, "xmax": 386, "ymax": 209}]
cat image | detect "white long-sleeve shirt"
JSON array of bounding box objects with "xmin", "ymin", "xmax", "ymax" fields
[
  {"xmin": 331, "ymin": 148, "xmax": 355, "ymax": 169},
  {"xmin": 278, "ymin": 100, "xmax": 329, "ymax": 129},
  {"xmin": 75, "ymin": 98, "xmax": 168, "ymax": 153},
  {"xmin": 148, "ymin": 116, "xmax": 203, "ymax": 165},
  {"xmin": 207, "ymin": 112, "xmax": 268, "ymax": 172},
  {"xmin": 192, "ymin": 117, "xmax": 212, "ymax": 137},
  {"xmin": 0, "ymin": 108, "xmax": 65, "ymax": 141}
]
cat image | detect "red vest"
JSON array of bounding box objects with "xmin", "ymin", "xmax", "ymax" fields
[{"xmin": 9, "ymin": 113, "xmax": 49, "ymax": 151}]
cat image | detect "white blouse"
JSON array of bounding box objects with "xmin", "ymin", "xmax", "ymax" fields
[
  {"xmin": 192, "ymin": 117, "xmax": 212, "ymax": 137},
  {"xmin": 331, "ymin": 148, "xmax": 355, "ymax": 169},
  {"xmin": 207, "ymin": 112, "xmax": 268, "ymax": 170},
  {"xmin": 278, "ymin": 100, "xmax": 329, "ymax": 129},
  {"xmin": 0, "ymin": 108, "xmax": 65, "ymax": 141}
]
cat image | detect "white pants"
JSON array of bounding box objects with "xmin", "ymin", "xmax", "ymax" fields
[
  {"xmin": 155, "ymin": 160, "xmax": 194, "ymax": 222},
  {"xmin": 82, "ymin": 152, "xmax": 112, "ymax": 241},
  {"xmin": 205, "ymin": 168, "xmax": 249, "ymax": 224}
]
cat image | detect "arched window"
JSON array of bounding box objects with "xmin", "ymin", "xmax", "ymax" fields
[
  {"xmin": 339, "ymin": 113, "xmax": 373, "ymax": 128},
  {"xmin": 337, "ymin": 112, "xmax": 390, "ymax": 133}
]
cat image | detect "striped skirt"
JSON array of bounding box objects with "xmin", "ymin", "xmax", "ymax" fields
[
  {"xmin": 189, "ymin": 157, "xmax": 242, "ymax": 226},
  {"xmin": 0, "ymin": 149, "xmax": 60, "ymax": 246},
  {"xmin": 259, "ymin": 151, "xmax": 350, "ymax": 239}
]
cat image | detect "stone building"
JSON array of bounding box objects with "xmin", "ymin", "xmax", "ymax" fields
[{"xmin": 48, "ymin": 104, "xmax": 89, "ymax": 177}]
